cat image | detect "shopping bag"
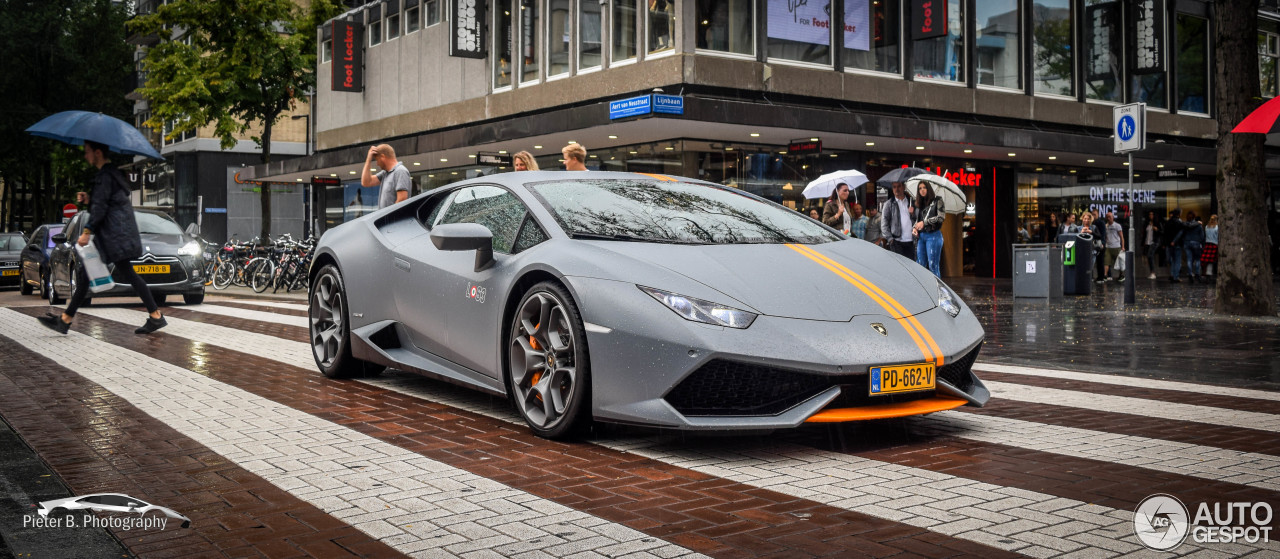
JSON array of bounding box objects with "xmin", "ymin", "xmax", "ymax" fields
[
  {"xmin": 75, "ymin": 240, "xmax": 116, "ymax": 293},
  {"xmin": 1115, "ymin": 251, "xmax": 1127, "ymax": 271}
]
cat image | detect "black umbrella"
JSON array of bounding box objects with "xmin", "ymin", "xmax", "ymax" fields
[{"xmin": 876, "ymin": 166, "xmax": 927, "ymax": 187}]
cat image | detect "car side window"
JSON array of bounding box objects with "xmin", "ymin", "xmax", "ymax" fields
[
  {"xmin": 32, "ymin": 227, "xmax": 47, "ymax": 248},
  {"xmin": 419, "ymin": 190, "xmax": 458, "ymax": 229},
  {"xmin": 511, "ymin": 215, "xmax": 548, "ymax": 254},
  {"xmin": 78, "ymin": 496, "xmax": 105, "ymax": 505},
  {"xmin": 98, "ymin": 495, "xmax": 132, "ymax": 507},
  {"xmin": 436, "ymin": 185, "xmax": 527, "ymax": 254}
]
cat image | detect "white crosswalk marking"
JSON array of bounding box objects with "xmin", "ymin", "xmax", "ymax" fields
[
  {"xmin": 975, "ymin": 362, "xmax": 1280, "ymax": 402},
  {"xmin": 0, "ymin": 308, "xmax": 701, "ymax": 559},
  {"xmin": 216, "ymin": 299, "xmax": 310, "ymax": 312},
  {"xmin": 71, "ymin": 306, "xmax": 1276, "ymax": 557},
  {"xmin": 986, "ymin": 381, "xmax": 1280, "ymax": 431},
  {"xmin": 183, "ymin": 303, "xmax": 309, "ymax": 328}
]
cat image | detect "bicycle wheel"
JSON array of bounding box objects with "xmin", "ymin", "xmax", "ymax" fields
[
  {"xmin": 212, "ymin": 260, "xmax": 235, "ymax": 290},
  {"xmin": 249, "ymin": 259, "xmax": 276, "ymax": 293}
]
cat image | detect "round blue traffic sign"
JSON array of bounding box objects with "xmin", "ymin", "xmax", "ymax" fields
[{"xmin": 1117, "ymin": 115, "xmax": 1136, "ymax": 142}]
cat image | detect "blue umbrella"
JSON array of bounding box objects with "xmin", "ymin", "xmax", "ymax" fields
[{"xmin": 25, "ymin": 110, "xmax": 164, "ymax": 160}]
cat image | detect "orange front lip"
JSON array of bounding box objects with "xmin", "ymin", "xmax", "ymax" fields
[{"xmin": 804, "ymin": 396, "xmax": 968, "ymax": 423}]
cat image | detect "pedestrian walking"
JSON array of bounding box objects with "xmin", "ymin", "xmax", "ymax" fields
[
  {"xmin": 1163, "ymin": 209, "xmax": 1186, "ymax": 283},
  {"xmin": 808, "ymin": 208, "xmax": 821, "ymax": 220},
  {"xmin": 821, "ymin": 182, "xmax": 855, "ymax": 236},
  {"xmin": 1079, "ymin": 212, "xmax": 1103, "ymax": 282},
  {"xmin": 849, "ymin": 204, "xmax": 868, "ymax": 240},
  {"xmin": 1183, "ymin": 212, "xmax": 1206, "ymax": 283},
  {"xmin": 513, "ymin": 151, "xmax": 539, "ymax": 171},
  {"xmin": 912, "ymin": 181, "xmax": 946, "ymax": 277},
  {"xmin": 38, "ymin": 141, "xmax": 166, "ymax": 335},
  {"xmin": 562, "ymin": 143, "xmax": 588, "ymax": 171},
  {"xmin": 1060, "ymin": 213, "xmax": 1080, "ymax": 235},
  {"xmin": 880, "ymin": 182, "xmax": 917, "ymax": 260},
  {"xmin": 1202, "ymin": 214, "xmax": 1219, "ymax": 278},
  {"xmin": 1102, "ymin": 211, "xmax": 1125, "ymax": 281},
  {"xmin": 1043, "ymin": 213, "xmax": 1061, "ymax": 242},
  {"xmin": 1143, "ymin": 211, "xmax": 1162, "ymax": 279},
  {"xmin": 864, "ymin": 205, "xmax": 883, "ymax": 246},
  {"xmin": 361, "ymin": 144, "xmax": 410, "ymax": 209}
]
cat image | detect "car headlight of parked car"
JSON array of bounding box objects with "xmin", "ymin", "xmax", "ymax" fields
[
  {"xmin": 639, "ymin": 286, "xmax": 757, "ymax": 329},
  {"xmin": 177, "ymin": 241, "xmax": 202, "ymax": 256},
  {"xmin": 937, "ymin": 279, "xmax": 961, "ymax": 318}
]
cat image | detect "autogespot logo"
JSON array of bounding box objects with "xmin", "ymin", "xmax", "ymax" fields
[{"xmin": 1134, "ymin": 494, "xmax": 1190, "ymax": 551}]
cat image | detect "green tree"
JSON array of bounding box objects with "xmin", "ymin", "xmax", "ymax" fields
[
  {"xmin": 1213, "ymin": 0, "xmax": 1275, "ymax": 316},
  {"xmin": 0, "ymin": 0, "xmax": 131, "ymax": 229},
  {"xmin": 132, "ymin": 0, "xmax": 342, "ymax": 239}
]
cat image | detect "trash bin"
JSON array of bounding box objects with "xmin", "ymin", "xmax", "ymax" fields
[
  {"xmin": 1058, "ymin": 233, "xmax": 1094, "ymax": 295},
  {"xmin": 1012, "ymin": 243, "xmax": 1063, "ymax": 298}
]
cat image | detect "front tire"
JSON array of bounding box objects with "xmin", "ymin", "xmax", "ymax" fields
[
  {"xmin": 507, "ymin": 281, "xmax": 591, "ymax": 439},
  {"xmin": 184, "ymin": 292, "xmax": 205, "ymax": 305},
  {"xmin": 309, "ymin": 265, "xmax": 382, "ymax": 378}
]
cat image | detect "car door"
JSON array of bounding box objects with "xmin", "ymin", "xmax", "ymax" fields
[
  {"xmin": 22, "ymin": 226, "xmax": 47, "ymax": 284},
  {"xmin": 51, "ymin": 214, "xmax": 84, "ymax": 292},
  {"xmin": 392, "ymin": 184, "xmax": 533, "ymax": 377}
]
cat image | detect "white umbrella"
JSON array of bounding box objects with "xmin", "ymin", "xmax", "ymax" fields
[
  {"xmin": 802, "ymin": 170, "xmax": 869, "ymax": 199},
  {"xmin": 906, "ymin": 174, "xmax": 967, "ymax": 214}
]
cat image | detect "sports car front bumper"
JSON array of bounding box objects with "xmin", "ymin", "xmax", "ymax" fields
[{"xmin": 568, "ymin": 276, "xmax": 988, "ymax": 430}]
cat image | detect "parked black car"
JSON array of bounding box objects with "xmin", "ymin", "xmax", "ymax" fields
[
  {"xmin": 48, "ymin": 210, "xmax": 206, "ymax": 305},
  {"xmin": 19, "ymin": 223, "xmax": 64, "ymax": 297},
  {"xmin": 0, "ymin": 231, "xmax": 26, "ymax": 289}
]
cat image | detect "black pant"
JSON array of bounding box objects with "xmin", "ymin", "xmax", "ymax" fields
[
  {"xmin": 66, "ymin": 259, "xmax": 159, "ymax": 318},
  {"xmin": 888, "ymin": 239, "xmax": 916, "ymax": 261}
]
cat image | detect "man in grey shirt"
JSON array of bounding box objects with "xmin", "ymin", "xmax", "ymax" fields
[
  {"xmin": 361, "ymin": 144, "xmax": 411, "ymax": 209},
  {"xmin": 863, "ymin": 205, "xmax": 882, "ymax": 245},
  {"xmin": 1103, "ymin": 211, "xmax": 1125, "ymax": 281},
  {"xmin": 880, "ymin": 182, "xmax": 916, "ymax": 260}
]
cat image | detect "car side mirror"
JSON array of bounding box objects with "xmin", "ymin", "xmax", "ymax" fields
[
  {"xmin": 28, "ymin": 243, "xmax": 41, "ymax": 252},
  {"xmin": 51, "ymin": 234, "xmax": 67, "ymax": 245},
  {"xmin": 429, "ymin": 223, "xmax": 494, "ymax": 272},
  {"xmin": 185, "ymin": 223, "xmax": 200, "ymax": 237}
]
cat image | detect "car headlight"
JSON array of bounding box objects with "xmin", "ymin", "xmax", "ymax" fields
[
  {"xmin": 177, "ymin": 241, "xmax": 201, "ymax": 256},
  {"xmin": 937, "ymin": 278, "xmax": 961, "ymax": 318},
  {"xmin": 639, "ymin": 286, "xmax": 757, "ymax": 329}
]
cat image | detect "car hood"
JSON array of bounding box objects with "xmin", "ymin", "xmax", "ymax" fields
[
  {"xmin": 0, "ymin": 250, "xmax": 20, "ymax": 262},
  {"xmin": 137, "ymin": 234, "xmax": 188, "ymax": 255},
  {"xmin": 583, "ymin": 240, "xmax": 936, "ymax": 321}
]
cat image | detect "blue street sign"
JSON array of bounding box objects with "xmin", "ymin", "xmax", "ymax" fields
[
  {"xmin": 1117, "ymin": 115, "xmax": 1136, "ymax": 142},
  {"xmin": 204, "ymin": 207, "xmax": 228, "ymax": 214},
  {"xmin": 609, "ymin": 95, "xmax": 652, "ymax": 119},
  {"xmin": 653, "ymin": 94, "xmax": 684, "ymax": 115}
]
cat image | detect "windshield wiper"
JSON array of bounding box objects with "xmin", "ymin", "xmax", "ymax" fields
[{"xmin": 569, "ymin": 232, "xmax": 706, "ymax": 245}]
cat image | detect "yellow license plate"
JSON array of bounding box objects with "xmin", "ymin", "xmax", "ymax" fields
[
  {"xmin": 1, "ymin": 270, "xmax": 17, "ymax": 276},
  {"xmin": 134, "ymin": 264, "xmax": 170, "ymax": 274},
  {"xmin": 869, "ymin": 363, "xmax": 936, "ymax": 395}
]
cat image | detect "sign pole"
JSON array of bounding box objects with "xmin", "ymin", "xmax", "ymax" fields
[
  {"xmin": 1114, "ymin": 102, "xmax": 1144, "ymax": 306},
  {"xmin": 1125, "ymin": 151, "xmax": 1135, "ymax": 304}
]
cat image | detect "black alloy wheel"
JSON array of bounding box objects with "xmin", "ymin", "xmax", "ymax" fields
[{"xmin": 507, "ymin": 281, "xmax": 591, "ymax": 439}]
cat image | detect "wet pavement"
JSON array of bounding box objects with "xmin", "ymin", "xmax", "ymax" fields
[{"xmin": 950, "ymin": 276, "xmax": 1280, "ymax": 391}]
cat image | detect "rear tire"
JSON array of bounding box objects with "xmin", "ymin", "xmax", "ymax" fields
[
  {"xmin": 20, "ymin": 275, "xmax": 33, "ymax": 295},
  {"xmin": 183, "ymin": 292, "xmax": 205, "ymax": 305},
  {"xmin": 309, "ymin": 265, "xmax": 382, "ymax": 378},
  {"xmin": 506, "ymin": 281, "xmax": 591, "ymax": 439}
]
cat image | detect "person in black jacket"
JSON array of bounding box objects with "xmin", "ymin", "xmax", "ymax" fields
[
  {"xmin": 1162, "ymin": 209, "xmax": 1186, "ymax": 283},
  {"xmin": 39, "ymin": 141, "xmax": 166, "ymax": 335}
]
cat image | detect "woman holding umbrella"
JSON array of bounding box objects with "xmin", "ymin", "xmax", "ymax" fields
[
  {"xmin": 912, "ymin": 181, "xmax": 946, "ymax": 277},
  {"xmin": 37, "ymin": 141, "xmax": 166, "ymax": 335},
  {"xmin": 821, "ymin": 182, "xmax": 855, "ymax": 236}
]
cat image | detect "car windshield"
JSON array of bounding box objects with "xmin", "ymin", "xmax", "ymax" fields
[
  {"xmin": 527, "ymin": 178, "xmax": 841, "ymax": 245},
  {"xmin": 0, "ymin": 234, "xmax": 21, "ymax": 251},
  {"xmin": 135, "ymin": 212, "xmax": 183, "ymax": 235}
]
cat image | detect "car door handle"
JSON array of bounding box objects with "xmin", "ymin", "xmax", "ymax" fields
[{"xmin": 394, "ymin": 257, "xmax": 410, "ymax": 271}]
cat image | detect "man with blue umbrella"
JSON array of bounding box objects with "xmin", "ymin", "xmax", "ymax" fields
[{"xmin": 26, "ymin": 111, "xmax": 167, "ymax": 335}]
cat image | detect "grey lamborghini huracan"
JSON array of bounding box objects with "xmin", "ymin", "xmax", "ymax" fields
[{"xmin": 308, "ymin": 171, "xmax": 989, "ymax": 438}]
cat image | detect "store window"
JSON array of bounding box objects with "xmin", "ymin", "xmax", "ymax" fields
[
  {"xmin": 581, "ymin": 0, "xmax": 603, "ymax": 69},
  {"xmin": 1032, "ymin": 0, "xmax": 1072, "ymax": 96},
  {"xmin": 1132, "ymin": 73, "xmax": 1167, "ymax": 108},
  {"xmin": 406, "ymin": 2, "xmax": 421, "ymax": 33},
  {"xmin": 369, "ymin": 16, "xmax": 383, "ymax": 46},
  {"xmin": 696, "ymin": 0, "xmax": 754, "ymax": 56},
  {"xmin": 766, "ymin": 0, "xmax": 830, "ymax": 64},
  {"xmin": 548, "ymin": 0, "xmax": 570, "ymax": 76},
  {"xmin": 1175, "ymin": 13, "xmax": 1209, "ymax": 114},
  {"xmin": 911, "ymin": 0, "xmax": 963, "ymax": 82},
  {"xmin": 1262, "ymin": 26, "xmax": 1280, "ymax": 98},
  {"xmin": 648, "ymin": 0, "xmax": 675, "ymax": 54},
  {"xmin": 1129, "ymin": 3, "xmax": 1166, "ymax": 109},
  {"xmin": 843, "ymin": 0, "xmax": 897, "ymax": 73},
  {"xmin": 521, "ymin": 0, "xmax": 541, "ymax": 83},
  {"xmin": 974, "ymin": 0, "xmax": 1019, "ymax": 89},
  {"xmin": 1083, "ymin": 0, "xmax": 1122, "ymax": 102},
  {"xmin": 387, "ymin": 10, "xmax": 402, "ymax": 40},
  {"xmin": 322, "ymin": 39, "xmax": 332, "ymax": 63},
  {"xmin": 495, "ymin": 0, "xmax": 514, "ymax": 88},
  {"xmin": 426, "ymin": 0, "xmax": 441, "ymax": 26},
  {"xmin": 613, "ymin": 0, "xmax": 639, "ymax": 63}
]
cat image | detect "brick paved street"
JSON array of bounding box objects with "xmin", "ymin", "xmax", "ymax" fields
[{"xmin": 1, "ymin": 282, "xmax": 1278, "ymax": 558}]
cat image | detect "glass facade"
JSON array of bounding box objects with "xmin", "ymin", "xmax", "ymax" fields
[
  {"xmin": 1263, "ymin": 24, "xmax": 1280, "ymax": 98},
  {"xmin": 1032, "ymin": 0, "xmax": 1072, "ymax": 96},
  {"xmin": 843, "ymin": 0, "xmax": 897, "ymax": 73},
  {"xmin": 648, "ymin": 0, "xmax": 675, "ymax": 53},
  {"xmin": 612, "ymin": 0, "xmax": 639, "ymax": 62},
  {"xmin": 765, "ymin": 0, "xmax": 829, "ymax": 64},
  {"xmin": 1083, "ymin": 0, "xmax": 1122, "ymax": 102},
  {"xmin": 911, "ymin": 0, "xmax": 963, "ymax": 82},
  {"xmin": 521, "ymin": 0, "xmax": 540, "ymax": 83},
  {"xmin": 580, "ymin": 0, "xmax": 603, "ymax": 69},
  {"xmin": 495, "ymin": 0, "xmax": 514, "ymax": 88},
  {"xmin": 975, "ymin": 0, "xmax": 1019, "ymax": 89},
  {"xmin": 548, "ymin": 0, "xmax": 570, "ymax": 76},
  {"xmin": 1175, "ymin": 13, "xmax": 1209, "ymax": 114},
  {"xmin": 697, "ymin": 0, "xmax": 754, "ymax": 56}
]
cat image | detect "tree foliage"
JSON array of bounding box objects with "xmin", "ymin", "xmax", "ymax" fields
[
  {"xmin": 0, "ymin": 0, "xmax": 132, "ymax": 230},
  {"xmin": 132, "ymin": 0, "xmax": 343, "ymax": 238}
]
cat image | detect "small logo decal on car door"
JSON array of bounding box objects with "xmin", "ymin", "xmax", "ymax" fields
[{"xmin": 466, "ymin": 283, "xmax": 486, "ymax": 303}]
